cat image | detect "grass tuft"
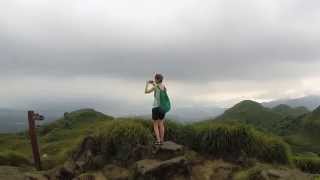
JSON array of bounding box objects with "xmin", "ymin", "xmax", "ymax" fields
[
  {"xmin": 95, "ymin": 120, "xmax": 153, "ymax": 161},
  {"xmin": 0, "ymin": 150, "xmax": 30, "ymax": 166},
  {"xmin": 293, "ymin": 156, "xmax": 320, "ymax": 174}
]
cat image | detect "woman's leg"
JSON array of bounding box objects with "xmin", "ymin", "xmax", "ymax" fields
[
  {"xmin": 153, "ymin": 120, "xmax": 161, "ymax": 143},
  {"xmin": 159, "ymin": 120, "xmax": 165, "ymax": 143}
]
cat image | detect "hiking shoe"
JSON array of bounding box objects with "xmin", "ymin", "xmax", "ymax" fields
[{"xmin": 154, "ymin": 141, "xmax": 161, "ymax": 145}]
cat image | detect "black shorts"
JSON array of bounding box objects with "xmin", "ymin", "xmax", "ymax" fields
[{"xmin": 152, "ymin": 107, "xmax": 166, "ymax": 120}]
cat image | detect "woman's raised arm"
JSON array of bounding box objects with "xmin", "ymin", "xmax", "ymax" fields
[{"xmin": 145, "ymin": 81, "xmax": 155, "ymax": 94}]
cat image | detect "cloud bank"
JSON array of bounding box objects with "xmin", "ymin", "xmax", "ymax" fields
[{"xmin": 1, "ymin": 0, "xmax": 320, "ymax": 115}]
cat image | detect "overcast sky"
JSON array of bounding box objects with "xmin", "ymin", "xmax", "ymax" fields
[{"xmin": 1, "ymin": 0, "xmax": 320, "ymax": 115}]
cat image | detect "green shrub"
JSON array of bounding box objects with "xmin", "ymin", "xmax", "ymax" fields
[
  {"xmin": 119, "ymin": 119, "xmax": 195, "ymax": 146},
  {"xmin": 0, "ymin": 150, "xmax": 30, "ymax": 166},
  {"xmin": 254, "ymin": 134, "xmax": 292, "ymax": 164},
  {"xmin": 293, "ymin": 156, "xmax": 320, "ymax": 174},
  {"xmin": 164, "ymin": 120, "xmax": 194, "ymax": 144},
  {"xmin": 122, "ymin": 118, "xmax": 153, "ymax": 131},
  {"xmin": 190, "ymin": 122, "xmax": 291, "ymax": 164},
  {"xmin": 95, "ymin": 120, "xmax": 153, "ymax": 161},
  {"xmin": 132, "ymin": 119, "xmax": 291, "ymax": 164}
]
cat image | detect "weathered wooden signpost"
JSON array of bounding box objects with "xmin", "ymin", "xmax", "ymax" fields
[{"xmin": 28, "ymin": 110, "xmax": 44, "ymax": 170}]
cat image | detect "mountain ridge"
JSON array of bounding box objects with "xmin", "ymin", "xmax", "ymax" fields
[
  {"xmin": 263, "ymin": 95, "xmax": 320, "ymax": 110},
  {"xmin": 215, "ymin": 100, "xmax": 312, "ymax": 135}
]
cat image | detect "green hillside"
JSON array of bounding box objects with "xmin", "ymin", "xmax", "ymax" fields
[
  {"xmin": 215, "ymin": 100, "xmax": 285, "ymax": 133},
  {"xmin": 0, "ymin": 106, "xmax": 319, "ymax": 177},
  {"xmin": 214, "ymin": 100, "xmax": 320, "ymax": 158},
  {"xmin": 215, "ymin": 100, "xmax": 312, "ymax": 136},
  {"xmin": 272, "ymin": 104, "xmax": 309, "ymax": 118},
  {"xmin": 0, "ymin": 108, "xmax": 292, "ymax": 167},
  {"xmin": 303, "ymin": 106, "xmax": 320, "ymax": 136},
  {"xmin": 0, "ymin": 109, "xmax": 114, "ymax": 168},
  {"xmin": 285, "ymin": 105, "xmax": 320, "ymax": 154}
]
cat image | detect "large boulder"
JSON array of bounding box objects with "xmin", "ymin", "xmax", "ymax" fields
[
  {"xmin": 102, "ymin": 164, "xmax": 129, "ymax": 180},
  {"xmin": 191, "ymin": 160, "xmax": 239, "ymax": 180},
  {"xmin": 233, "ymin": 166, "xmax": 316, "ymax": 180},
  {"xmin": 260, "ymin": 169, "xmax": 314, "ymax": 180},
  {"xmin": 134, "ymin": 156, "xmax": 191, "ymax": 180},
  {"xmin": 152, "ymin": 141, "xmax": 185, "ymax": 161},
  {"xmin": 72, "ymin": 136, "xmax": 101, "ymax": 171},
  {"xmin": 42, "ymin": 162, "xmax": 78, "ymax": 180},
  {"xmin": 75, "ymin": 171, "xmax": 106, "ymax": 180},
  {"xmin": 119, "ymin": 144, "xmax": 153, "ymax": 166}
]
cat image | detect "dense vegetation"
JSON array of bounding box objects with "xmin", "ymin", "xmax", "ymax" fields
[
  {"xmin": 215, "ymin": 100, "xmax": 286, "ymax": 134},
  {"xmin": 272, "ymin": 104, "xmax": 309, "ymax": 118},
  {"xmin": 100, "ymin": 119, "xmax": 291, "ymax": 164},
  {"xmin": 293, "ymin": 156, "xmax": 320, "ymax": 174},
  {"xmin": 215, "ymin": 100, "xmax": 311, "ymax": 135},
  {"xmin": 0, "ymin": 109, "xmax": 114, "ymax": 169},
  {"xmin": 0, "ymin": 105, "xmax": 319, "ymax": 174},
  {"xmin": 213, "ymin": 100, "xmax": 320, "ymax": 174},
  {"xmin": 215, "ymin": 100, "xmax": 320, "ymax": 152},
  {"xmin": 282, "ymin": 106, "xmax": 320, "ymax": 155}
]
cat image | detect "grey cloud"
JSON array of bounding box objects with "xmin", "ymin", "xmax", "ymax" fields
[{"xmin": 0, "ymin": 0, "xmax": 320, "ymax": 111}]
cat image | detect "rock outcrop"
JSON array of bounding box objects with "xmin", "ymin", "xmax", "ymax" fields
[
  {"xmin": 102, "ymin": 164, "xmax": 129, "ymax": 180},
  {"xmin": 17, "ymin": 139, "xmax": 318, "ymax": 180},
  {"xmin": 131, "ymin": 141, "xmax": 190, "ymax": 180},
  {"xmin": 134, "ymin": 156, "xmax": 190, "ymax": 180},
  {"xmin": 152, "ymin": 141, "xmax": 184, "ymax": 160},
  {"xmin": 191, "ymin": 160, "xmax": 240, "ymax": 180},
  {"xmin": 72, "ymin": 136, "xmax": 101, "ymax": 171},
  {"xmin": 259, "ymin": 169, "xmax": 315, "ymax": 180},
  {"xmin": 26, "ymin": 141, "xmax": 189, "ymax": 180}
]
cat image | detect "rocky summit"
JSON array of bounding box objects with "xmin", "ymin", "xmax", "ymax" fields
[{"xmin": 10, "ymin": 140, "xmax": 315, "ymax": 180}]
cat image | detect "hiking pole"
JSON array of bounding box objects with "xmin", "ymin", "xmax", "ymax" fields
[{"xmin": 28, "ymin": 110, "xmax": 44, "ymax": 171}]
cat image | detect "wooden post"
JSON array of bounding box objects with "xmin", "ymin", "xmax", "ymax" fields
[{"xmin": 28, "ymin": 110, "xmax": 42, "ymax": 170}]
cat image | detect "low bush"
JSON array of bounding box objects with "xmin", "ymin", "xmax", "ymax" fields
[
  {"xmin": 164, "ymin": 120, "xmax": 194, "ymax": 145},
  {"xmin": 293, "ymin": 156, "xmax": 320, "ymax": 174},
  {"xmin": 95, "ymin": 120, "xmax": 153, "ymax": 161},
  {"xmin": 0, "ymin": 150, "xmax": 30, "ymax": 166},
  {"xmin": 123, "ymin": 119, "xmax": 291, "ymax": 164},
  {"xmin": 254, "ymin": 134, "xmax": 292, "ymax": 164},
  {"xmin": 122, "ymin": 119, "xmax": 195, "ymax": 145},
  {"xmin": 190, "ymin": 122, "xmax": 291, "ymax": 164}
]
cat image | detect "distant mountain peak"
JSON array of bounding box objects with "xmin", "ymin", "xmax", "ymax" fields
[
  {"xmin": 272, "ymin": 104, "xmax": 309, "ymax": 117},
  {"xmin": 69, "ymin": 108, "xmax": 96, "ymax": 113},
  {"xmin": 233, "ymin": 100, "xmax": 263, "ymax": 109},
  {"xmin": 311, "ymin": 105, "xmax": 320, "ymax": 118},
  {"xmin": 238, "ymin": 100, "xmax": 261, "ymax": 104},
  {"xmin": 273, "ymin": 104, "xmax": 292, "ymax": 109},
  {"xmin": 263, "ymin": 95, "xmax": 320, "ymax": 110},
  {"xmin": 216, "ymin": 99, "xmax": 312, "ymax": 134}
]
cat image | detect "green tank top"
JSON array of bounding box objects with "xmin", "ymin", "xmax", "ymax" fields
[{"xmin": 153, "ymin": 86, "xmax": 161, "ymax": 107}]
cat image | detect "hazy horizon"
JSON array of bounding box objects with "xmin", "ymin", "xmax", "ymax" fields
[{"xmin": 1, "ymin": 0, "xmax": 320, "ymax": 115}]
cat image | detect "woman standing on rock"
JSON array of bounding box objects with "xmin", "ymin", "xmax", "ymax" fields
[{"xmin": 145, "ymin": 73, "xmax": 171, "ymax": 145}]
